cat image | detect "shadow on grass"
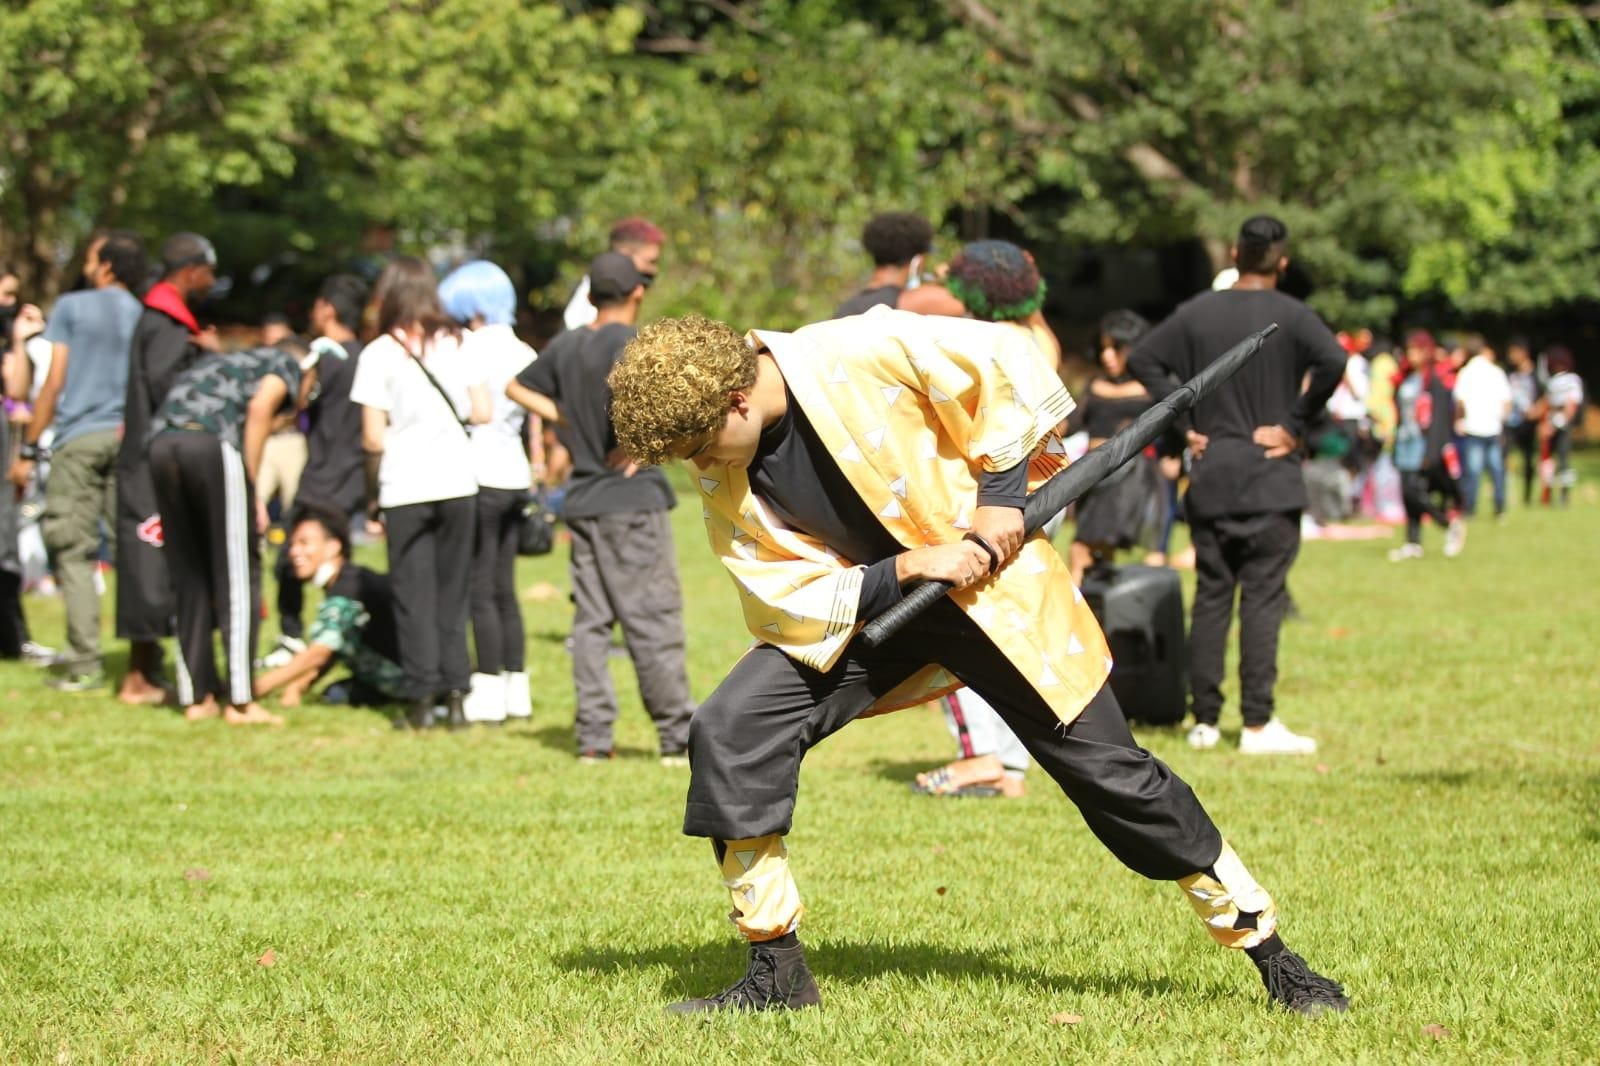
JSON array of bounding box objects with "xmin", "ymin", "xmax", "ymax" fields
[
  {"xmin": 557, "ymin": 938, "xmax": 1209, "ymax": 1001},
  {"xmin": 511, "ymin": 722, "xmax": 664, "ymax": 761}
]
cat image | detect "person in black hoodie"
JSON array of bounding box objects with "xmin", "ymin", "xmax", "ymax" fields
[
  {"xmin": 113, "ymin": 232, "xmax": 218, "ymax": 705},
  {"xmin": 1128, "ymin": 216, "xmax": 1345, "ymax": 757}
]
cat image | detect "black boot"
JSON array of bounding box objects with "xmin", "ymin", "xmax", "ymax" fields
[
  {"xmin": 394, "ymin": 699, "xmax": 436, "ymax": 731},
  {"xmin": 444, "ymin": 689, "xmax": 468, "ymax": 732},
  {"xmin": 1254, "ymin": 941, "xmax": 1349, "ymax": 1016},
  {"xmin": 666, "ymin": 935, "xmax": 822, "ymax": 1014}
]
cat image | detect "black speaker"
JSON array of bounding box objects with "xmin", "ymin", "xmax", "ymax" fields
[{"xmin": 1078, "ymin": 563, "xmax": 1187, "ymax": 725}]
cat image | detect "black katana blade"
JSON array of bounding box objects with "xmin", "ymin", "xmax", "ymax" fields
[{"xmin": 857, "ymin": 324, "xmax": 1278, "ymax": 649}]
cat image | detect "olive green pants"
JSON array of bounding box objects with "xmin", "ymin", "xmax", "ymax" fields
[{"xmin": 41, "ymin": 429, "xmax": 119, "ymax": 668}]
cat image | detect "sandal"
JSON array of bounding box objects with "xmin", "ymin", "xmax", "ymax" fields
[{"xmin": 910, "ymin": 766, "xmax": 1002, "ymax": 798}]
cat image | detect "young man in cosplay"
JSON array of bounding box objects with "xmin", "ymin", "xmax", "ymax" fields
[{"xmin": 607, "ymin": 309, "xmax": 1350, "ymax": 1017}]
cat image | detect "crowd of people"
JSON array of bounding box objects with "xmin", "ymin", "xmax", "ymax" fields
[
  {"xmin": 0, "ymin": 219, "xmax": 691, "ymax": 751},
  {"xmin": 0, "ymin": 213, "xmax": 1588, "ymax": 751}
]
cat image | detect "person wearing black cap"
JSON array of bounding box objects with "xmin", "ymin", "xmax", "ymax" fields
[
  {"xmin": 506, "ymin": 251, "xmax": 693, "ymax": 763},
  {"xmin": 1128, "ymin": 216, "xmax": 1346, "ymax": 756},
  {"xmin": 114, "ymin": 231, "xmax": 220, "ymax": 706}
]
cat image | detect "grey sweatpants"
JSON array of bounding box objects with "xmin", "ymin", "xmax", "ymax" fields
[{"xmin": 567, "ymin": 510, "xmax": 694, "ymax": 755}]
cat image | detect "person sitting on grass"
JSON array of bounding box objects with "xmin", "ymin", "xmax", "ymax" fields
[{"xmin": 253, "ymin": 504, "xmax": 407, "ymax": 709}]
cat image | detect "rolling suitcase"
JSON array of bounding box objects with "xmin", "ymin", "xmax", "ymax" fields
[{"xmin": 1078, "ymin": 563, "xmax": 1187, "ymax": 725}]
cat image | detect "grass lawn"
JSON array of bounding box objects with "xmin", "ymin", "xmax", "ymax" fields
[{"xmin": 2, "ymin": 459, "xmax": 1598, "ymax": 1064}]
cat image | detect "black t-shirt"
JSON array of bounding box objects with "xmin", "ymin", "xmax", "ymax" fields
[
  {"xmin": 325, "ymin": 564, "xmax": 400, "ymax": 664},
  {"xmin": 834, "ymin": 285, "xmax": 900, "ymax": 319},
  {"xmin": 747, "ymin": 393, "xmax": 905, "ymax": 616},
  {"xmin": 745, "ymin": 387, "xmax": 1028, "ymax": 617},
  {"xmin": 1127, "ymin": 288, "xmax": 1346, "ymax": 520},
  {"xmin": 515, "ymin": 323, "xmax": 674, "ymax": 519},
  {"xmin": 297, "ymin": 338, "xmax": 366, "ymax": 514}
]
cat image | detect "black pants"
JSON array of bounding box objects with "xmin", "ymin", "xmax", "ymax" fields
[
  {"xmin": 385, "ymin": 495, "xmax": 475, "ymax": 700},
  {"xmin": 0, "ymin": 570, "xmax": 26, "ymax": 658},
  {"xmin": 1401, "ymin": 466, "xmax": 1452, "ymax": 545},
  {"xmin": 148, "ymin": 431, "xmax": 260, "ymax": 706},
  {"xmin": 471, "ymin": 487, "xmax": 525, "ymax": 675},
  {"xmin": 685, "ymin": 599, "xmax": 1221, "ymax": 881},
  {"xmin": 274, "ymin": 544, "xmax": 305, "ymax": 640},
  {"xmin": 1510, "ymin": 421, "xmax": 1538, "ymax": 506},
  {"xmin": 1188, "ymin": 511, "xmax": 1300, "ymax": 729}
]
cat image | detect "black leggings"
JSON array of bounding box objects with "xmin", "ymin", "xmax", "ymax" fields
[{"xmin": 471, "ymin": 487, "xmax": 525, "ymax": 674}]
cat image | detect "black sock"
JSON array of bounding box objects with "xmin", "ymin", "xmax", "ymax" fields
[
  {"xmin": 1246, "ymin": 933, "xmax": 1286, "ymax": 963},
  {"xmin": 765, "ymin": 931, "xmax": 799, "ymax": 949}
]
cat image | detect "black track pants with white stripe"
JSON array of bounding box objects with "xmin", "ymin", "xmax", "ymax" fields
[{"xmin": 149, "ymin": 430, "xmax": 261, "ymax": 707}]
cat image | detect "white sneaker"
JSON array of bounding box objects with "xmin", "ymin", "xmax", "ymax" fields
[
  {"xmin": 1443, "ymin": 518, "xmax": 1467, "ymax": 558},
  {"xmin": 1239, "ymin": 718, "xmax": 1318, "ymax": 756},
  {"xmin": 504, "ymin": 671, "xmax": 532, "ymax": 719},
  {"xmin": 1187, "ymin": 723, "xmax": 1221, "ymax": 750},
  {"xmin": 1387, "ymin": 543, "xmax": 1424, "ymax": 562},
  {"xmin": 462, "ymin": 672, "xmax": 507, "ymax": 723}
]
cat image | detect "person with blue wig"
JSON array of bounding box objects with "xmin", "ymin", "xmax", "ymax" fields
[{"xmin": 438, "ymin": 260, "xmax": 538, "ymax": 724}]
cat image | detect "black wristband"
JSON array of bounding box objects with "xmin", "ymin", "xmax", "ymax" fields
[
  {"xmin": 19, "ymin": 442, "xmax": 45, "ymax": 462},
  {"xmin": 963, "ymin": 531, "xmax": 1001, "ymax": 574}
]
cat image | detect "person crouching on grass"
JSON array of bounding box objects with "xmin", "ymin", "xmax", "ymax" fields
[
  {"xmin": 147, "ymin": 338, "xmax": 321, "ymax": 725},
  {"xmin": 253, "ymin": 503, "xmax": 408, "ymax": 709},
  {"xmin": 606, "ymin": 312, "xmax": 1349, "ymax": 1017}
]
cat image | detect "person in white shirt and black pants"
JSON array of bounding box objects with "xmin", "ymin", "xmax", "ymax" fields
[
  {"xmin": 351, "ymin": 257, "xmax": 490, "ymax": 730},
  {"xmin": 439, "ymin": 260, "xmax": 537, "ymax": 724}
]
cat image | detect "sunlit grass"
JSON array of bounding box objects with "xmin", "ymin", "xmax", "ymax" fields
[{"xmin": 2, "ymin": 459, "xmax": 1597, "ymax": 1063}]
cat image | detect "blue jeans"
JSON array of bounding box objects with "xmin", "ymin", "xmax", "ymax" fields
[{"xmin": 1460, "ymin": 434, "xmax": 1506, "ymax": 516}]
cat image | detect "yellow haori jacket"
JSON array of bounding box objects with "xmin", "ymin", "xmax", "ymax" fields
[{"xmin": 695, "ymin": 308, "xmax": 1112, "ymax": 726}]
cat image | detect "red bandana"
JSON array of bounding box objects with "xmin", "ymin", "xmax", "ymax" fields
[{"xmin": 144, "ymin": 281, "xmax": 200, "ymax": 335}]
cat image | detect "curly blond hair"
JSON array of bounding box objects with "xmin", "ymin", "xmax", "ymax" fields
[{"xmin": 608, "ymin": 315, "xmax": 758, "ymax": 465}]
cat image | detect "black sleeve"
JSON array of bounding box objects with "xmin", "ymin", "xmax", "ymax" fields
[
  {"xmin": 1127, "ymin": 312, "xmax": 1185, "ymax": 403},
  {"xmin": 1286, "ymin": 308, "xmax": 1348, "ymax": 440},
  {"xmin": 516, "ymin": 349, "xmax": 558, "ymax": 398},
  {"xmin": 857, "ymin": 558, "xmax": 905, "ymax": 617},
  {"xmin": 977, "ymin": 460, "xmax": 1028, "ymax": 509}
]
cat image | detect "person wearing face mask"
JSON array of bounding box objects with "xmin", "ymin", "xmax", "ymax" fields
[
  {"xmin": 115, "ymin": 232, "xmax": 221, "ymax": 706},
  {"xmin": 252, "ymin": 503, "xmax": 406, "ymax": 708},
  {"xmin": 603, "ymin": 311, "xmax": 1348, "ymax": 1018}
]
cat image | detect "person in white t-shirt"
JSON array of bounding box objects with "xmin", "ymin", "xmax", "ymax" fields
[
  {"xmin": 350, "ymin": 256, "xmax": 489, "ymax": 730},
  {"xmin": 1452, "ymin": 338, "xmax": 1513, "ymax": 518},
  {"xmin": 560, "ymin": 217, "xmax": 664, "ymax": 331},
  {"xmin": 439, "ymin": 260, "xmax": 538, "ymax": 724}
]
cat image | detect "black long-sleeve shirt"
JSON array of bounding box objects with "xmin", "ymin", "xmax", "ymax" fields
[{"xmin": 1127, "ymin": 288, "xmax": 1346, "ymax": 520}]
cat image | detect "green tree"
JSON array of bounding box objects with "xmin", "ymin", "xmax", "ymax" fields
[{"xmin": 941, "ymin": 0, "xmax": 1546, "ymax": 325}]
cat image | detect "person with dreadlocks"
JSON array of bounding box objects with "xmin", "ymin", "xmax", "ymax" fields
[{"xmin": 606, "ymin": 308, "xmax": 1349, "ymax": 1017}]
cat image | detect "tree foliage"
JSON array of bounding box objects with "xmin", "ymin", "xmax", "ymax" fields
[{"xmin": 2, "ymin": 0, "xmax": 1598, "ymax": 331}]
